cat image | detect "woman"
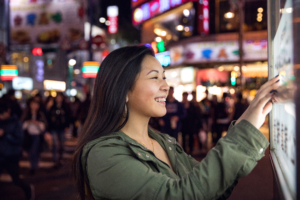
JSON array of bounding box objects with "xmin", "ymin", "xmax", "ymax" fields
[
  {"xmin": 22, "ymin": 98, "xmax": 47, "ymax": 175},
  {"xmin": 72, "ymin": 46, "xmax": 280, "ymax": 200}
]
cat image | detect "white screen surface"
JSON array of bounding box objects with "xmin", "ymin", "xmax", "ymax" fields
[{"xmin": 271, "ymin": 0, "xmax": 296, "ymax": 197}]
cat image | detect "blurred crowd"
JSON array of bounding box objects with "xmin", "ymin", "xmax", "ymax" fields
[
  {"xmin": 0, "ymin": 90, "xmax": 91, "ymax": 199},
  {"xmin": 0, "ymin": 88, "xmax": 249, "ymax": 200},
  {"xmin": 150, "ymin": 87, "xmax": 249, "ymax": 155}
]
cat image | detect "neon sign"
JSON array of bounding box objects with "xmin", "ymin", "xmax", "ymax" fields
[
  {"xmin": 35, "ymin": 60, "xmax": 44, "ymax": 82},
  {"xmin": 82, "ymin": 61, "xmax": 100, "ymax": 78},
  {"xmin": 155, "ymin": 51, "xmax": 171, "ymax": 67},
  {"xmin": 133, "ymin": 0, "xmax": 196, "ymax": 25},
  {"xmin": 0, "ymin": 65, "xmax": 18, "ymax": 81},
  {"xmin": 198, "ymin": 0, "xmax": 209, "ymax": 34},
  {"xmin": 131, "ymin": 0, "xmax": 150, "ymax": 8},
  {"xmin": 107, "ymin": 6, "xmax": 119, "ymax": 34}
]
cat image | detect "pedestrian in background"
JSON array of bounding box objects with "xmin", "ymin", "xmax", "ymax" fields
[
  {"xmin": 181, "ymin": 92, "xmax": 202, "ymax": 154},
  {"xmin": 213, "ymin": 93, "xmax": 230, "ymax": 145},
  {"xmin": 233, "ymin": 92, "xmax": 249, "ymax": 121},
  {"xmin": 2, "ymin": 89, "xmax": 23, "ymax": 120},
  {"xmin": 21, "ymin": 98, "xmax": 47, "ymax": 175},
  {"xmin": 32, "ymin": 92, "xmax": 47, "ymax": 115},
  {"xmin": 0, "ymin": 98, "xmax": 34, "ymax": 200},
  {"xmin": 159, "ymin": 86, "xmax": 186, "ymax": 141},
  {"xmin": 200, "ymin": 90, "xmax": 213, "ymax": 134},
  {"xmin": 70, "ymin": 96, "xmax": 81, "ymax": 138},
  {"xmin": 48, "ymin": 92, "xmax": 71, "ymax": 168}
]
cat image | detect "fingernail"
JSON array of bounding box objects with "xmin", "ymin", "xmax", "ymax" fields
[
  {"xmin": 275, "ymin": 74, "xmax": 279, "ymax": 78},
  {"xmin": 270, "ymin": 90, "xmax": 278, "ymax": 93},
  {"xmin": 275, "ymin": 79, "xmax": 280, "ymax": 83}
]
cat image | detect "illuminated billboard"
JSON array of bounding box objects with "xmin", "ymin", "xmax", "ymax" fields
[
  {"xmin": 0, "ymin": 65, "xmax": 18, "ymax": 81},
  {"xmin": 132, "ymin": 0, "xmax": 197, "ymax": 25},
  {"xmin": 131, "ymin": 0, "xmax": 150, "ymax": 8}
]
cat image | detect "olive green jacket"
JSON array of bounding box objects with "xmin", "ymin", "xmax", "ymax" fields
[{"xmin": 81, "ymin": 120, "xmax": 269, "ymax": 200}]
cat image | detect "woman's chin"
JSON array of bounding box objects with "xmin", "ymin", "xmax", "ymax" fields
[{"xmin": 151, "ymin": 111, "xmax": 167, "ymax": 118}]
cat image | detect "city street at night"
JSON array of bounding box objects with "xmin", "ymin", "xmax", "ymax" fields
[{"xmin": 0, "ymin": 0, "xmax": 299, "ymax": 199}]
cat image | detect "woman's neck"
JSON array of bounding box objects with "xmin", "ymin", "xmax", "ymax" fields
[
  {"xmin": 31, "ymin": 110, "xmax": 37, "ymax": 115},
  {"xmin": 121, "ymin": 113, "xmax": 150, "ymax": 142}
]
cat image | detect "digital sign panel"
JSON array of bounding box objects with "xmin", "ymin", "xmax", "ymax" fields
[
  {"xmin": 268, "ymin": 0, "xmax": 297, "ymax": 199},
  {"xmin": 132, "ymin": 0, "xmax": 197, "ymax": 25}
]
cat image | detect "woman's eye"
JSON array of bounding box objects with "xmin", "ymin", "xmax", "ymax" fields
[
  {"xmin": 163, "ymin": 77, "xmax": 167, "ymax": 80},
  {"xmin": 151, "ymin": 77, "xmax": 158, "ymax": 79}
]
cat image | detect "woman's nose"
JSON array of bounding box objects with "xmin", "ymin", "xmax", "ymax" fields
[{"xmin": 161, "ymin": 80, "xmax": 170, "ymax": 92}]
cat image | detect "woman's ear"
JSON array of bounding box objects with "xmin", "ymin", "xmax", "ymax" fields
[{"xmin": 126, "ymin": 95, "xmax": 129, "ymax": 103}]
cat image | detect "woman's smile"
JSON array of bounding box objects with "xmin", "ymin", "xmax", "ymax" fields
[{"xmin": 154, "ymin": 97, "xmax": 166, "ymax": 105}]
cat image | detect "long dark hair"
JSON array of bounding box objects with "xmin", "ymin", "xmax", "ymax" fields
[
  {"xmin": 21, "ymin": 98, "xmax": 45, "ymax": 123},
  {"xmin": 72, "ymin": 46, "xmax": 154, "ymax": 200}
]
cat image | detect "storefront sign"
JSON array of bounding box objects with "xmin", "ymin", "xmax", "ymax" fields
[
  {"xmin": 180, "ymin": 67, "xmax": 194, "ymax": 83},
  {"xmin": 92, "ymin": 35, "xmax": 104, "ymax": 47},
  {"xmin": 196, "ymin": 69, "xmax": 229, "ymax": 85},
  {"xmin": 170, "ymin": 40, "xmax": 268, "ymax": 65},
  {"xmin": 107, "ymin": 6, "xmax": 118, "ymax": 34},
  {"xmin": 82, "ymin": 61, "xmax": 100, "ymax": 78},
  {"xmin": 35, "ymin": 60, "xmax": 44, "ymax": 82},
  {"xmin": 10, "ymin": 0, "xmax": 84, "ymax": 45},
  {"xmin": 0, "ymin": 65, "xmax": 18, "ymax": 81},
  {"xmin": 132, "ymin": 0, "xmax": 197, "ymax": 25},
  {"xmin": 155, "ymin": 51, "xmax": 171, "ymax": 67},
  {"xmin": 197, "ymin": 0, "xmax": 209, "ymax": 34},
  {"xmin": 12, "ymin": 77, "xmax": 33, "ymax": 90},
  {"xmin": 131, "ymin": 0, "xmax": 150, "ymax": 8},
  {"xmin": 44, "ymin": 80, "xmax": 66, "ymax": 91}
]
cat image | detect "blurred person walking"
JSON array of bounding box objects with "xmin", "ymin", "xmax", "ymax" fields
[
  {"xmin": 232, "ymin": 92, "xmax": 249, "ymax": 121},
  {"xmin": 0, "ymin": 98, "xmax": 34, "ymax": 200},
  {"xmin": 200, "ymin": 90, "xmax": 213, "ymax": 133},
  {"xmin": 3, "ymin": 89, "xmax": 23, "ymax": 120},
  {"xmin": 45, "ymin": 96, "xmax": 55, "ymax": 113},
  {"xmin": 159, "ymin": 86, "xmax": 186, "ymax": 141},
  {"xmin": 32, "ymin": 92, "xmax": 47, "ymax": 115},
  {"xmin": 48, "ymin": 92, "xmax": 71, "ymax": 168},
  {"xmin": 21, "ymin": 98, "xmax": 47, "ymax": 175},
  {"xmin": 181, "ymin": 92, "xmax": 202, "ymax": 154},
  {"xmin": 70, "ymin": 96, "xmax": 81, "ymax": 138},
  {"xmin": 213, "ymin": 93, "xmax": 230, "ymax": 145}
]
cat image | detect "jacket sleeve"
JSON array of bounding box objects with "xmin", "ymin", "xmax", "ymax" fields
[{"xmin": 86, "ymin": 119, "xmax": 268, "ymax": 200}]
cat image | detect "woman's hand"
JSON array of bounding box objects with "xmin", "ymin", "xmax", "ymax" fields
[{"xmin": 236, "ymin": 76, "xmax": 280, "ymax": 129}]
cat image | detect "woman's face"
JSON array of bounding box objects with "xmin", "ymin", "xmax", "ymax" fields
[
  {"xmin": 127, "ymin": 55, "xmax": 169, "ymax": 118},
  {"xmin": 56, "ymin": 94, "xmax": 63, "ymax": 104},
  {"xmin": 30, "ymin": 101, "xmax": 39, "ymax": 111}
]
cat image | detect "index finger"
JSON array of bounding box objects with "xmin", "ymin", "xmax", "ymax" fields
[
  {"xmin": 253, "ymin": 78, "xmax": 281, "ymax": 105},
  {"xmin": 258, "ymin": 75, "xmax": 279, "ymax": 93}
]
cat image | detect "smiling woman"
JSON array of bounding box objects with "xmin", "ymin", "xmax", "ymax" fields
[{"xmin": 72, "ymin": 45, "xmax": 280, "ymax": 200}]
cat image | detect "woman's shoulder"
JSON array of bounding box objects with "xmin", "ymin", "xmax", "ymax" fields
[{"xmin": 82, "ymin": 132, "xmax": 128, "ymax": 157}]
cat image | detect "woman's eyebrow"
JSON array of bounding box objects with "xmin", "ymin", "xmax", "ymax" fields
[
  {"xmin": 147, "ymin": 70, "xmax": 165, "ymax": 75},
  {"xmin": 147, "ymin": 70, "xmax": 159, "ymax": 75}
]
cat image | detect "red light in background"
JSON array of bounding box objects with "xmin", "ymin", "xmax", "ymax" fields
[
  {"xmin": 151, "ymin": 42, "xmax": 158, "ymax": 54},
  {"xmin": 102, "ymin": 50, "xmax": 109, "ymax": 61},
  {"xmin": 32, "ymin": 48, "xmax": 43, "ymax": 56}
]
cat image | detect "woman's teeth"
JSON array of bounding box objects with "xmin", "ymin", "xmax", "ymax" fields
[{"xmin": 155, "ymin": 98, "xmax": 166, "ymax": 102}]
